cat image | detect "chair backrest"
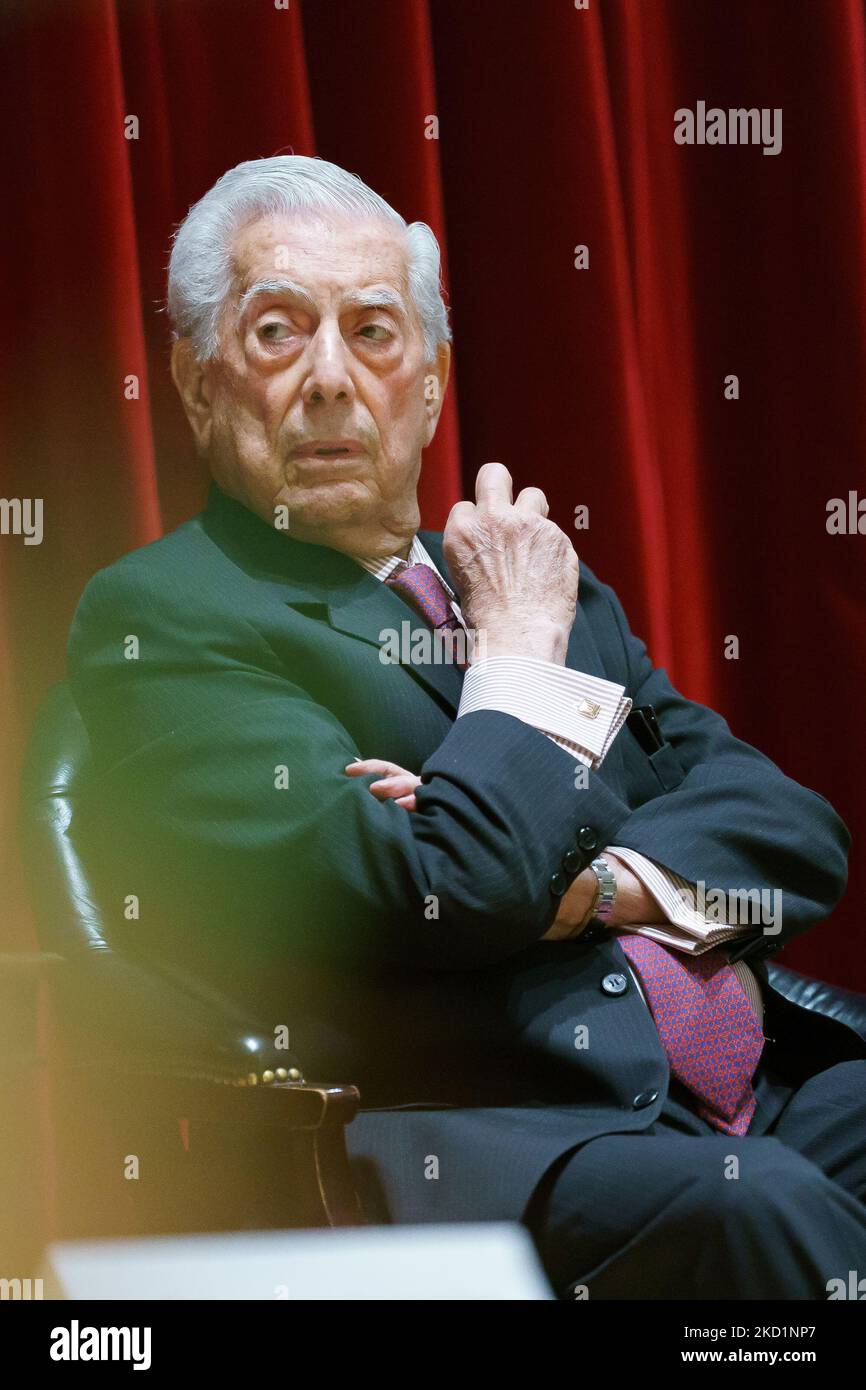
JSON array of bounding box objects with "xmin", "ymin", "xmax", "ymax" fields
[
  {"xmin": 17, "ymin": 682, "xmax": 308, "ymax": 1076},
  {"xmin": 19, "ymin": 681, "xmax": 111, "ymax": 961}
]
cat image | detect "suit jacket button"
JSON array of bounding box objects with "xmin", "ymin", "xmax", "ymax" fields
[
  {"xmin": 563, "ymin": 849, "xmax": 582, "ymax": 874},
  {"xmin": 577, "ymin": 826, "xmax": 599, "ymax": 852},
  {"xmin": 549, "ymin": 871, "xmax": 568, "ymax": 898},
  {"xmin": 633, "ymin": 1089, "xmax": 659, "ymax": 1110},
  {"xmin": 601, "ymin": 972, "xmax": 629, "ymax": 996}
]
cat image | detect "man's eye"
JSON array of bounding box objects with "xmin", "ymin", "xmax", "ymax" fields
[
  {"xmin": 259, "ymin": 322, "xmax": 292, "ymax": 343},
  {"xmin": 358, "ymin": 323, "xmax": 391, "ymax": 342}
]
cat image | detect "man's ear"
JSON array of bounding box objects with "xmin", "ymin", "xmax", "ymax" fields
[
  {"xmin": 423, "ymin": 341, "xmax": 451, "ymax": 446},
  {"xmin": 171, "ymin": 338, "xmax": 214, "ymax": 454}
]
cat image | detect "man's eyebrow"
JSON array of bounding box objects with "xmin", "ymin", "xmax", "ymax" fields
[
  {"xmin": 238, "ymin": 278, "xmax": 317, "ymax": 313},
  {"xmin": 237, "ymin": 273, "xmax": 405, "ymax": 315},
  {"xmin": 237, "ymin": 278, "xmax": 407, "ymax": 318},
  {"xmin": 340, "ymin": 286, "xmax": 406, "ymax": 314}
]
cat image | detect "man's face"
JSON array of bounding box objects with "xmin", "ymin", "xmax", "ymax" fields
[{"xmin": 175, "ymin": 212, "xmax": 449, "ymax": 556}]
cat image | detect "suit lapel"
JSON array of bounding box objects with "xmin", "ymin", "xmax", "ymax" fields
[
  {"xmin": 203, "ymin": 484, "xmax": 609, "ymax": 716},
  {"xmin": 203, "ymin": 485, "xmax": 463, "ymax": 713},
  {"xmin": 325, "ymin": 578, "xmax": 465, "ymax": 713},
  {"xmin": 565, "ymin": 599, "xmax": 610, "ymax": 681}
]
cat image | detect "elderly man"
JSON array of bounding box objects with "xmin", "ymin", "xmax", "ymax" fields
[{"xmin": 69, "ymin": 155, "xmax": 866, "ymax": 1300}]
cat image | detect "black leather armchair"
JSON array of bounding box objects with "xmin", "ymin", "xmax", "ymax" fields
[
  {"xmin": 16, "ymin": 682, "xmax": 866, "ymax": 1244},
  {"xmin": 18, "ymin": 682, "xmax": 364, "ymax": 1240}
]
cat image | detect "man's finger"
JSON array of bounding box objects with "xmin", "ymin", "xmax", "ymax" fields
[
  {"xmin": 369, "ymin": 773, "xmax": 420, "ymax": 796},
  {"xmin": 445, "ymin": 499, "xmax": 477, "ymax": 531},
  {"xmin": 475, "ymin": 461, "xmax": 513, "ymax": 512},
  {"xmin": 514, "ymin": 486, "xmax": 549, "ymax": 517},
  {"xmin": 344, "ymin": 758, "xmax": 412, "ymax": 779}
]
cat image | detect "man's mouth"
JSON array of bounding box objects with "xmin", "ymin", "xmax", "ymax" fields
[{"xmin": 291, "ymin": 438, "xmax": 366, "ymax": 459}]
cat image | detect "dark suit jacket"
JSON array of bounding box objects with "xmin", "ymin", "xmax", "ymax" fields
[{"xmin": 67, "ymin": 481, "xmax": 864, "ymax": 1224}]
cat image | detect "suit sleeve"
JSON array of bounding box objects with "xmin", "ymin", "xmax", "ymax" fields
[
  {"xmin": 66, "ymin": 564, "xmax": 627, "ymax": 973},
  {"xmin": 594, "ymin": 576, "xmax": 850, "ymax": 962}
]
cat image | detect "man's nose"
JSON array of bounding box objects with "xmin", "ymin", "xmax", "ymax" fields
[{"xmin": 301, "ymin": 323, "xmax": 355, "ymax": 407}]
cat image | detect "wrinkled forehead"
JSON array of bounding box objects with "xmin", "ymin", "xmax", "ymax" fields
[{"xmin": 230, "ymin": 211, "xmax": 412, "ymax": 304}]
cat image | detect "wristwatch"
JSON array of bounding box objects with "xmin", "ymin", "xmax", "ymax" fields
[{"xmin": 589, "ymin": 855, "xmax": 617, "ymax": 923}]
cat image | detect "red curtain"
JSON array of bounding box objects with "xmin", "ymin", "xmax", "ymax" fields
[{"xmin": 2, "ymin": 0, "xmax": 865, "ymax": 990}]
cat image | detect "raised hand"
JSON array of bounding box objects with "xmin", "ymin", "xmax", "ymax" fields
[{"xmin": 443, "ymin": 462, "xmax": 580, "ymax": 665}]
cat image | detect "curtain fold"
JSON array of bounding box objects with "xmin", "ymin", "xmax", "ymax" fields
[{"xmin": 1, "ymin": 0, "xmax": 864, "ymax": 992}]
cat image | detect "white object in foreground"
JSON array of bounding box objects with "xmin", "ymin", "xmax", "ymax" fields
[{"xmin": 42, "ymin": 1222, "xmax": 554, "ymax": 1300}]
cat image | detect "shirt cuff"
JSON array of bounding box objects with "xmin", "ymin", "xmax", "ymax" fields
[
  {"xmin": 606, "ymin": 846, "xmax": 756, "ymax": 953},
  {"xmin": 457, "ymin": 656, "xmax": 631, "ymax": 771}
]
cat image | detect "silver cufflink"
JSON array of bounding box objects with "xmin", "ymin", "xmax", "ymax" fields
[{"xmin": 578, "ymin": 698, "xmax": 601, "ymax": 720}]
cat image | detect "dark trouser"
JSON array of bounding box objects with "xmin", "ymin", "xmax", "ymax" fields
[{"xmin": 523, "ymin": 1049, "xmax": 866, "ymax": 1300}]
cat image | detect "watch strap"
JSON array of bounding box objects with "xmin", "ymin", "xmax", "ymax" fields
[{"xmin": 589, "ymin": 854, "xmax": 617, "ymax": 922}]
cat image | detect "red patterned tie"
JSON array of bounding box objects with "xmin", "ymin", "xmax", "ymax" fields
[
  {"xmin": 385, "ymin": 562, "xmax": 467, "ymax": 668},
  {"xmin": 616, "ymin": 933, "xmax": 765, "ymax": 1136}
]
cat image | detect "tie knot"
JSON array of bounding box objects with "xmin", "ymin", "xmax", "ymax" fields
[{"xmin": 386, "ymin": 562, "xmax": 458, "ymax": 631}]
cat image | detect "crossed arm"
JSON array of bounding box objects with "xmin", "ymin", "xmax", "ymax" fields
[
  {"xmin": 69, "ymin": 495, "xmax": 849, "ymax": 976},
  {"xmin": 345, "ymin": 755, "xmax": 662, "ymax": 940}
]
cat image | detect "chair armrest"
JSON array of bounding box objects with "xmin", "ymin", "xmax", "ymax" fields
[
  {"xmin": 48, "ymin": 959, "xmax": 366, "ymax": 1228},
  {"xmin": 51, "ymin": 944, "xmax": 309, "ymax": 1084},
  {"xmin": 767, "ymin": 962, "xmax": 866, "ymax": 1040}
]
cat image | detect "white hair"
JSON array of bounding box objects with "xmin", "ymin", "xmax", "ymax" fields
[{"xmin": 167, "ymin": 155, "xmax": 451, "ymax": 362}]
